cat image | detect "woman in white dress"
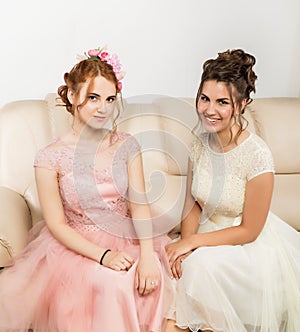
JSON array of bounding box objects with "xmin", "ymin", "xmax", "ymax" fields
[{"xmin": 164, "ymin": 49, "xmax": 300, "ymax": 332}]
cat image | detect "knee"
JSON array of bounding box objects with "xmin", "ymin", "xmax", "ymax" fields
[{"xmin": 181, "ymin": 247, "xmax": 220, "ymax": 279}]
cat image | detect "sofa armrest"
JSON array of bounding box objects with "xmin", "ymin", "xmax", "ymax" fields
[{"xmin": 0, "ymin": 187, "xmax": 32, "ymax": 267}]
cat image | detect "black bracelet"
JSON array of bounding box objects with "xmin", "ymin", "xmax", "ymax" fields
[{"xmin": 100, "ymin": 249, "xmax": 111, "ymax": 265}]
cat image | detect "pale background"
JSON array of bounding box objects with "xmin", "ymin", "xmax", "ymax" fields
[{"xmin": 0, "ymin": 0, "xmax": 299, "ymax": 108}]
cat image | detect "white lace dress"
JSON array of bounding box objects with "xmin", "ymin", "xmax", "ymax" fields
[{"xmin": 170, "ymin": 133, "xmax": 300, "ymax": 332}]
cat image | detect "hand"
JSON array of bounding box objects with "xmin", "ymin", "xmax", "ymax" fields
[
  {"xmin": 135, "ymin": 253, "xmax": 160, "ymax": 296},
  {"xmin": 102, "ymin": 250, "xmax": 134, "ymax": 271},
  {"xmin": 165, "ymin": 237, "xmax": 194, "ymax": 267},
  {"xmin": 170, "ymin": 251, "xmax": 192, "ymax": 280}
]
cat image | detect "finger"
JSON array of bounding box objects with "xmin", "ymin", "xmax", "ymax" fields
[
  {"xmin": 124, "ymin": 261, "xmax": 132, "ymax": 270},
  {"xmin": 172, "ymin": 261, "xmax": 179, "ymax": 280},
  {"xmin": 120, "ymin": 262, "xmax": 129, "ymax": 270},
  {"xmin": 143, "ymin": 280, "xmax": 153, "ymax": 296},
  {"xmin": 111, "ymin": 263, "xmax": 122, "ymax": 271},
  {"xmin": 125, "ymin": 257, "xmax": 134, "ymax": 268},
  {"xmin": 149, "ymin": 279, "xmax": 159, "ymax": 292},
  {"xmin": 141, "ymin": 276, "xmax": 160, "ymax": 296},
  {"xmin": 175, "ymin": 259, "xmax": 183, "ymax": 279},
  {"xmin": 138, "ymin": 276, "xmax": 146, "ymax": 296},
  {"xmin": 123, "ymin": 254, "xmax": 135, "ymax": 265},
  {"xmin": 167, "ymin": 248, "xmax": 176, "ymax": 265},
  {"xmin": 134, "ymin": 269, "xmax": 139, "ymax": 289},
  {"xmin": 117, "ymin": 253, "xmax": 134, "ymax": 270},
  {"xmin": 112, "ymin": 260, "xmax": 127, "ymax": 271},
  {"xmin": 169, "ymin": 253, "xmax": 178, "ymax": 267},
  {"xmin": 119, "ymin": 258, "xmax": 132, "ymax": 270}
]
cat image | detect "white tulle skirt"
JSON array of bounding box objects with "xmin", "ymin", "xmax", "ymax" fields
[{"xmin": 168, "ymin": 212, "xmax": 300, "ymax": 332}]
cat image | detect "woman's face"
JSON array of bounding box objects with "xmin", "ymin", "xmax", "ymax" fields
[
  {"xmin": 197, "ymin": 80, "xmax": 236, "ymax": 135},
  {"xmin": 69, "ymin": 75, "xmax": 117, "ymax": 131}
]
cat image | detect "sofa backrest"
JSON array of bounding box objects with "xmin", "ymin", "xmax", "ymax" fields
[
  {"xmin": 246, "ymin": 98, "xmax": 300, "ymax": 230},
  {"xmin": 0, "ymin": 94, "xmax": 299, "ymax": 231}
]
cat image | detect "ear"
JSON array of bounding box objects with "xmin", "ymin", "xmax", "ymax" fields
[
  {"xmin": 67, "ymin": 89, "xmax": 75, "ymax": 105},
  {"xmin": 241, "ymin": 99, "xmax": 247, "ymax": 110},
  {"xmin": 235, "ymin": 99, "xmax": 247, "ymax": 115}
]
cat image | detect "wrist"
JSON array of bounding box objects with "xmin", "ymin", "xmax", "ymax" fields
[
  {"xmin": 140, "ymin": 248, "xmax": 156, "ymax": 260},
  {"xmin": 99, "ymin": 249, "xmax": 111, "ymax": 265},
  {"xmin": 190, "ymin": 234, "xmax": 200, "ymax": 250},
  {"xmin": 140, "ymin": 249, "xmax": 155, "ymax": 258},
  {"xmin": 139, "ymin": 239, "xmax": 154, "ymax": 254}
]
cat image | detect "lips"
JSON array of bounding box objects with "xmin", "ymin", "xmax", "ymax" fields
[
  {"xmin": 204, "ymin": 116, "xmax": 221, "ymax": 124},
  {"xmin": 94, "ymin": 116, "xmax": 106, "ymax": 121}
]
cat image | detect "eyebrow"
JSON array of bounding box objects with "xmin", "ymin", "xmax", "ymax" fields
[
  {"xmin": 201, "ymin": 93, "xmax": 230, "ymax": 101},
  {"xmin": 88, "ymin": 92, "xmax": 117, "ymax": 98},
  {"xmin": 217, "ymin": 97, "xmax": 230, "ymax": 102}
]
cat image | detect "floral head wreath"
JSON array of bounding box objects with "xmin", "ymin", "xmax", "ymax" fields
[{"xmin": 77, "ymin": 46, "xmax": 126, "ymax": 91}]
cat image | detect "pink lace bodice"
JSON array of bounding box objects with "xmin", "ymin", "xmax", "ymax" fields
[{"xmin": 34, "ymin": 132, "xmax": 140, "ymax": 236}]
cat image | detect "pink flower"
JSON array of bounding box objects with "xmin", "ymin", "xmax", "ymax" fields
[
  {"xmin": 100, "ymin": 52, "xmax": 109, "ymax": 60},
  {"xmin": 117, "ymin": 81, "xmax": 123, "ymax": 91},
  {"xmin": 80, "ymin": 46, "xmax": 126, "ymax": 91},
  {"xmin": 87, "ymin": 49, "xmax": 101, "ymax": 57},
  {"xmin": 107, "ymin": 54, "xmax": 122, "ymax": 73},
  {"xmin": 116, "ymin": 71, "xmax": 125, "ymax": 81}
]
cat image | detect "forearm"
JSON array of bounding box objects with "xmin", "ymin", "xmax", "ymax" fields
[
  {"xmin": 130, "ymin": 199, "xmax": 154, "ymax": 239},
  {"xmin": 180, "ymin": 202, "xmax": 201, "ymax": 239},
  {"xmin": 190, "ymin": 224, "xmax": 256, "ymax": 250},
  {"xmin": 139, "ymin": 238, "xmax": 155, "ymax": 258},
  {"xmin": 130, "ymin": 203, "xmax": 157, "ymax": 257},
  {"xmin": 47, "ymin": 222, "xmax": 104, "ymax": 262}
]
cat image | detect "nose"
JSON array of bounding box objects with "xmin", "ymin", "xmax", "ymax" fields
[
  {"xmin": 97, "ymin": 101, "xmax": 106, "ymax": 114},
  {"xmin": 205, "ymin": 102, "xmax": 216, "ymax": 115}
]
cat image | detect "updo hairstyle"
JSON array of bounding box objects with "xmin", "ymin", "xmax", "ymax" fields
[
  {"xmin": 195, "ymin": 49, "xmax": 258, "ymax": 138},
  {"xmin": 58, "ymin": 58, "xmax": 120, "ymax": 115}
]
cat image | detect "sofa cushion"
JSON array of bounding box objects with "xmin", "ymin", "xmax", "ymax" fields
[
  {"xmin": 271, "ymin": 174, "xmax": 300, "ymax": 230},
  {"xmin": 118, "ymin": 97, "xmax": 169, "ymax": 179},
  {"xmin": 247, "ymin": 98, "xmax": 300, "ymax": 174},
  {"xmin": 153, "ymin": 97, "xmax": 197, "ymax": 176}
]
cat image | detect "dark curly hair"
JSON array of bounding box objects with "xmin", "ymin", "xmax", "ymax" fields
[{"xmin": 195, "ymin": 49, "xmax": 258, "ymax": 141}]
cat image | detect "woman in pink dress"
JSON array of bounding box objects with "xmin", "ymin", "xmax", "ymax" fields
[{"xmin": 0, "ymin": 46, "xmax": 172, "ymax": 332}]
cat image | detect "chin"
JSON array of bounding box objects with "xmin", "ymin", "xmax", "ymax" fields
[
  {"xmin": 203, "ymin": 124, "xmax": 218, "ymax": 133},
  {"xmin": 87, "ymin": 118, "xmax": 109, "ymax": 130}
]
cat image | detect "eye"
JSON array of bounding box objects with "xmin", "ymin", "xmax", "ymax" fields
[
  {"xmin": 200, "ymin": 95, "xmax": 209, "ymax": 102},
  {"xmin": 107, "ymin": 96, "xmax": 116, "ymax": 103},
  {"xmin": 218, "ymin": 99, "xmax": 230, "ymax": 105},
  {"xmin": 88, "ymin": 95, "xmax": 98, "ymax": 102}
]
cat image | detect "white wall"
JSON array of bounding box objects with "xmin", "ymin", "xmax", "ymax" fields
[{"xmin": 0, "ymin": 0, "xmax": 299, "ymax": 107}]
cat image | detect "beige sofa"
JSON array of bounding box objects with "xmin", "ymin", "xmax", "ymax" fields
[{"xmin": 0, "ymin": 94, "xmax": 299, "ymax": 268}]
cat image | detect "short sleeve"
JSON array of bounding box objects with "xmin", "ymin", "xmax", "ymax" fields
[
  {"xmin": 247, "ymin": 146, "xmax": 275, "ymax": 181},
  {"xmin": 34, "ymin": 147, "xmax": 58, "ymax": 171},
  {"xmin": 121, "ymin": 133, "xmax": 141, "ymax": 160},
  {"xmin": 190, "ymin": 136, "xmax": 204, "ymax": 163}
]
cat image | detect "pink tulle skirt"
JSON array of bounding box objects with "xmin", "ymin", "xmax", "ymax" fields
[{"xmin": 0, "ymin": 222, "xmax": 172, "ymax": 332}]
